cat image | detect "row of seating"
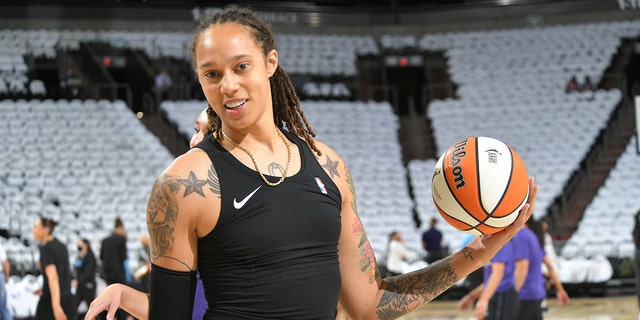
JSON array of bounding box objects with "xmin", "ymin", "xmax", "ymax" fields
[
  {"xmin": 561, "ymin": 137, "xmax": 640, "ymax": 259},
  {"xmin": 0, "ymin": 99, "xmax": 174, "ymax": 276}
]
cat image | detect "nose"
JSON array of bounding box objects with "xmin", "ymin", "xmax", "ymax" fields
[{"xmin": 220, "ymin": 73, "xmax": 240, "ymax": 95}]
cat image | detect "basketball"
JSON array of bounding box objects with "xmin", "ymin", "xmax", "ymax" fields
[{"xmin": 431, "ymin": 136, "xmax": 529, "ymax": 235}]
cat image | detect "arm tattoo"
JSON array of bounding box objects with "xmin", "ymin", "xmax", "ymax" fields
[
  {"xmin": 178, "ymin": 171, "xmax": 207, "ymax": 198},
  {"xmin": 352, "ymin": 219, "xmax": 379, "ymax": 284},
  {"xmin": 346, "ymin": 162, "xmax": 380, "ymax": 283},
  {"xmin": 208, "ymin": 164, "xmax": 221, "ymax": 196},
  {"xmin": 376, "ymin": 256, "xmax": 459, "ymax": 319},
  {"xmin": 322, "ymin": 155, "xmax": 340, "ymax": 178},
  {"xmin": 344, "ymin": 164, "xmax": 357, "ymax": 214},
  {"xmin": 146, "ymin": 173, "xmax": 182, "ymax": 262},
  {"xmin": 461, "ymin": 247, "xmax": 473, "ymax": 261}
]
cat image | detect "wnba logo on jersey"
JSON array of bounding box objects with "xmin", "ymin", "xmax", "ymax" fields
[{"xmin": 314, "ymin": 177, "xmax": 328, "ymax": 194}]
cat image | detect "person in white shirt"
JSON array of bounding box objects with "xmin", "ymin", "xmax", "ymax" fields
[
  {"xmin": 386, "ymin": 231, "xmax": 410, "ymax": 276},
  {"xmin": 0, "ymin": 242, "xmax": 13, "ymax": 320}
]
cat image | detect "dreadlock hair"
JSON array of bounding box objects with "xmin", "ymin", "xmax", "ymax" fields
[{"xmin": 190, "ymin": 5, "xmax": 321, "ymax": 156}]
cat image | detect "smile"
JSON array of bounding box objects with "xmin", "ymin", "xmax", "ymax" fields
[{"xmin": 225, "ymin": 100, "xmax": 247, "ymax": 110}]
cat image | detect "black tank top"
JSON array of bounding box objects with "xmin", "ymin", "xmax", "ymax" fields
[{"xmin": 196, "ymin": 131, "xmax": 342, "ymax": 320}]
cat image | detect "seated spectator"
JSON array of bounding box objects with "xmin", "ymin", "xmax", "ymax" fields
[
  {"xmin": 565, "ymin": 75, "xmax": 579, "ymax": 93},
  {"xmin": 581, "ymin": 75, "xmax": 595, "ymax": 91}
]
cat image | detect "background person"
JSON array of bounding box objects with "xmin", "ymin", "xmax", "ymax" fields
[
  {"xmin": 385, "ymin": 230, "xmax": 410, "ymax": 276},
  {"xmin": 0, "ymin": 241, "xmax": 12, "ymax": 320},
  {"xmin": 634, "ymin": 209, "xmax": 640, "ymax": 320},
  {"xmin": 422, "ymin": 217, "xmax": 444, "ymax": 264},
  {"xmin": 73, "ymin": 238, "xmax": 96, "ymax": 320},
  {"xmin": 513, "ymin": 218, "xmax": 570, "ymax": 320},
  {"xmin": 32, "ymin": 216, "xmax": 75, "ymax": 320},
  {"xmin": 99, "ymin": 217, "xmax": 129, "ymax": 320},
  {"xmin": 458, "ymin": 240, "xmax": 521, "ymax": 320}
]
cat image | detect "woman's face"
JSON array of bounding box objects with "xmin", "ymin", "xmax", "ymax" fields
[
  {"xmin": 194, "ymin": 23, "xmax": 278, "ymax": 132},
  {"xmin": 77, "ymin": 240, "xmax": 86, "ymax": 253},
  {"xmin": 31, "ymin": 218, "xmax": 46, "ymax": 242},
  {"xmin": 189, "ymin": 109, "xmax": 209, "ymax": 148}
]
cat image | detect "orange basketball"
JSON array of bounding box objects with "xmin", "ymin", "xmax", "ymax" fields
[{"xmin": 431, "ymin": 137, "xmax": 529, "ymax": 235}]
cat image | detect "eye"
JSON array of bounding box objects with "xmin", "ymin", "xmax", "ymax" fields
[
  {"xmin": 237, "ymin": 62, "xmax": 249, "ymax": 71},
  {"xmin": 203, "ymin": 71, "xmax": 218, "ymax": 78},
  {"xmin": 193, "ymin": 127, "xmax": 199, "ymax": 134}
]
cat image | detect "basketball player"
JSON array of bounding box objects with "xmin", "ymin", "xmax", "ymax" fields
[
  {"xmin": 84, "ymin": 5, "xmax": 539, "ymax": 319},
  {"xmin": 513, "ymin": 219, "xmax": 569, "ymax": 320},
  {"xmin": 458, "ymin": 239, "xmax": 521, "ymax": 320}
]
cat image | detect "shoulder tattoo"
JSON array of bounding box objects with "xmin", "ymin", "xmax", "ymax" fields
[
  {"xmin": 178, "ymin": 171, "xmax": 207, "ymax": 198},
  {"xmin": 146, "ymin": 173, "xmax": 182, "ymax": 262},
  {"xmin": 322, "ymin": 154, "xmax": 340, "ymax": 179},
  {"xmin": 207, "ymin": 164, "xmax": 221, "ymax": 197}
]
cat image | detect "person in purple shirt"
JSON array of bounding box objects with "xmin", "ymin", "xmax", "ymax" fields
[
  {"xmin": 458, "ymin": 239, "xmax": 520, "ymax": 320},
  {"xmin": 513, "ymin": 218, "xmax": 569, "ymax": 320}
]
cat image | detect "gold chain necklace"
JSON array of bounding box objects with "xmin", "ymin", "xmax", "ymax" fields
[{"xmin": 221, "ymin": 127, "xmax": 291, "ymax": 187}]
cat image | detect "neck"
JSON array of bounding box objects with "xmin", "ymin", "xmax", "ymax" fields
[
  {"xmin": 223, "ymin": 126, "xmax": 282, "ymax": 151},
  {"xmin": 42, "ymin": 235, "xmax": 54, "ymax": 244}
]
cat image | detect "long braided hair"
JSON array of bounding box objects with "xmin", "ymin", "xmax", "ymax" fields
[{"xmin": 190, "ymin": 5, "xmax": 321, "ymax": 156}]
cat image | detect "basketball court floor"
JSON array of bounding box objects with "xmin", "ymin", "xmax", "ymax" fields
[{"xmin": 400, "ymin": 295, "xmax": 639, "ymax": 320}]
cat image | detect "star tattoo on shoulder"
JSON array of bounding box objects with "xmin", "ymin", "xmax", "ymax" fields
[
  {"xmin": 322, "ymin": 155, "xmax": 340, "ymax": 179},
  {"xmin": 178, "ymin": 171, "xmax": 207, "ymax": 198}
]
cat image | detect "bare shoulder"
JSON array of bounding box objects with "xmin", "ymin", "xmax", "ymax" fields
[
  {"xmin": 312, "ymin": 140, "xmax": 349, "ymax": 181},
  {"xmin": 312, "ymin": 140, "xmax": 356, "ymax": 207},
  {"xmin": 146, "ymin": 148, "xmax": 221, "ymax": 269}
]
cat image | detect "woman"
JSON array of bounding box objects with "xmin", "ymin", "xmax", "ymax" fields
[
  {"xmin": 385, "ymin": 231, "xmax": 409, "ymax": 276},
  {"xmin": 513, "ymin": 219, "xmax": 569, "ymax": 320},
  {"xmin": 458, "ymin": 239, "xmax": 520, "ymax": 320},
  {"xmin": 85, "ymin": 5, "xmax": 538, "ymax": 319},
  {"xmin": 32, "ymin": 216, "xmax": 74, "ymax": 320},
  {"xmin": 74, "ymin": 238, "xmax": 97, "ymax": 319}
]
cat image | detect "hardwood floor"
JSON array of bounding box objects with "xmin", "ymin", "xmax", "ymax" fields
[{"xmin": 400, "ymin": 295, "xmax": 639, "ymax": 320}]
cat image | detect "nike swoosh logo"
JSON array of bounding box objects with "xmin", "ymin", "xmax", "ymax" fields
[{"xmin": 233, "ymin": 186, "xmax": 262, "ymax": 209}]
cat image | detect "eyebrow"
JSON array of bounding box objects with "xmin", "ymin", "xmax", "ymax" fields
[{"xmin": 198, "ymin": 54, "xmax": 253, "ymax": 70}]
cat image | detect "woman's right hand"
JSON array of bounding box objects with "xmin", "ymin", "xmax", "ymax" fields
[{"xmin": 84, "ymin": 283, "xmax": 126, "ymax": 320}]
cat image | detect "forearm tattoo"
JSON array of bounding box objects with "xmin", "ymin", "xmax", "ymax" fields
[{"xmin": 376, "ymin": 256, "xmax": 459, "ymax": 319}]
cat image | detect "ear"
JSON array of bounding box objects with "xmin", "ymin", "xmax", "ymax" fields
[{"xmin": 266, "ymin": 49, "xmax": 278, "ymax": 77}]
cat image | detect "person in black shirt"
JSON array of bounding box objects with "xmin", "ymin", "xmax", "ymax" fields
[
  {"xmin": 633, "ymin": 209, "xmax": 640, "ymax": 318},
  {"xmin": 32, "ymin": 216, "xmax": 75, "ymax": 320},
  {"xmin": 99, "ymin": 217, "xmax": 129, "ymax": 320},
  {"xmin": 74, "ymin": 238, "xmax": 97, "ymax": 319},
  {"xmin": 100, "ymin": 217, "xmax": 127, "ymax": 286}
]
